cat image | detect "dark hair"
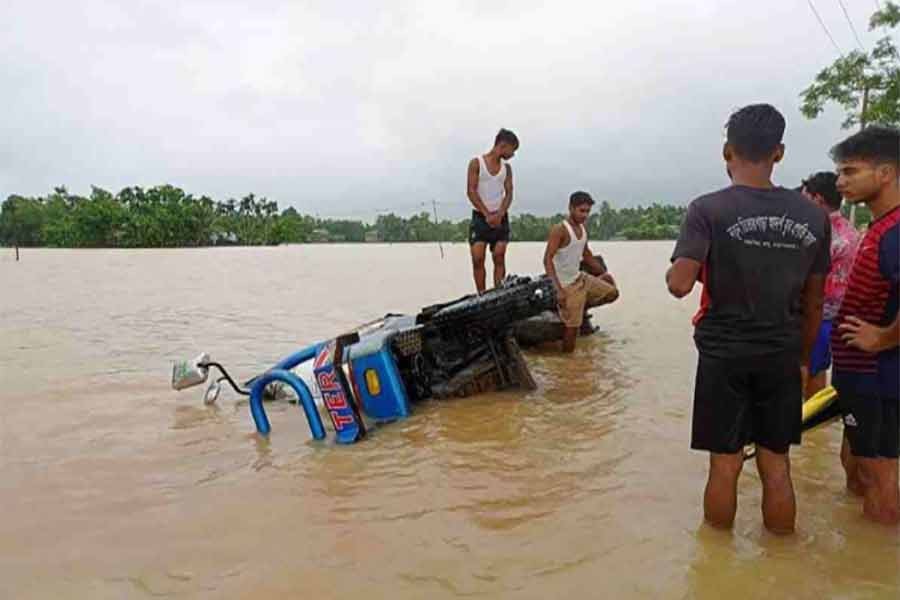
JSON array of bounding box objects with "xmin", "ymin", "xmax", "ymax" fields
[
  {"xmin": 569, "ymin": 191, "xmax": 594, "ymax": 207},
  {"xmin": 495, "ymin": 128, "xmax": 519, "ymax": 149},
  {"xmin": 725, "ymin": 104, "xmax": 786, "ymax": 162},
  {"xmin": 802, "ymin": 171, "xmax": 842, "ymax": 210},
  {"xmin": 830, "ymin": 125, "xmax": 900, "ymax": 169}
]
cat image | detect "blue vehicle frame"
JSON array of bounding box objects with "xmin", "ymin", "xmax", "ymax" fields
[{"xmin": 172, "ymin": 276, "xmax": 559, "ymax": 444}]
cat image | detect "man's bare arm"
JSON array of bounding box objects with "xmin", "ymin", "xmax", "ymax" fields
[
  {"xmin": 839, "ymin": 314, "xmax": 900, "ymax": 353},
  {"xmin": 466, "ymin": 158, "xmax": 489, "ymax": 215},
  {"xmin": 581, "ymin": 242, "xmax": 607, "ymax": 276},
  {"xmin": 543, "ymin": 225, "xmax": 566, "ymax": 293},
  {"xmin": 666, "ymin": 258, "xmax": 702, "ymax": 298},
  {"xmin": 498, "ymin": 163, "xmax": 513, "ymax": 217}
]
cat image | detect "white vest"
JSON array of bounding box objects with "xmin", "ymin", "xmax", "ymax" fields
[
  {"xmin": 553, "ymin": 220, "xmax": 587, "ymax": 287},
  {"xmin": 476, "ymin": 155, "xmax": 507, "ymax": 212}
]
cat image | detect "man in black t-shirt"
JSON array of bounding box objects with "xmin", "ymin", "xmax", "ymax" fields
[{"xmin": 667, "ymin": 104, "xmax": 831, "ymax": 534}]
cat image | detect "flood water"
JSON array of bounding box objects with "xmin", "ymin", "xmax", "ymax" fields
[{"xmin": 1, "ymin": 242, "xmax": 898, "ymax": 599}]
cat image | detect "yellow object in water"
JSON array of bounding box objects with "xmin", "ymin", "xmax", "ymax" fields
[{"xmin": 747, "ymin": 386, "xmax": 842, "ymax": 460}]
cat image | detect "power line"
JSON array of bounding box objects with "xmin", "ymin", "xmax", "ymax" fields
[
  {"xmin": 837, "ymin": 0, "xmax": 866, "ymax": 52},
  {"xmin": 807, "ymin": 0, "xmax": 843, "ymax": 55}
]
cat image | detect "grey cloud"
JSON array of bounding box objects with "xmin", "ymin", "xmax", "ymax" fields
[{"xmin": 0, "ymin": 0, "xmax": 884, "ymax": 220}]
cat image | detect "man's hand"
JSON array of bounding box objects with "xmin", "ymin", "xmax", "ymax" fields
[
  {"xmin": 600, "ymin": 272, "xmax": 616, "ymax": 287},
  {"xmin": 800, "ymin": 364, "xmax": 809, "ymax": 395},
  {"xmin": 838, "ymin": 316, "xmax": 892, "ymax": 353},
  {"xmin": 556, "ymin": 286, "xmax": 567, "ymax": 307},
  {"xmin": 486, "ymin": 211, "xmax": 503, "ymax": 228}
]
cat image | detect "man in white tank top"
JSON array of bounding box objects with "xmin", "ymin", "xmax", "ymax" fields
[
  {"xmin": 543, "ymin": 191, "xmax": 619, "ymax": 352},
  {"xmin": 467, "ymin": 128, "xmax": 518, "ymax": 293}
]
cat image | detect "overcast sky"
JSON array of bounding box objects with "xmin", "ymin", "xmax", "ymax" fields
[{"xmin": 1, "ymin": 1, "xmax": 894, "ymax": 220}]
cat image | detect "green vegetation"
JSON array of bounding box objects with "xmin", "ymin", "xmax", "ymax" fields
[
  {"xmin": 0, "ymin": 185, "xmax": 686, "ymax": 248},
  {"xmin": 800, "ymin": 2, "xmax": 899, "ymax": 129}
]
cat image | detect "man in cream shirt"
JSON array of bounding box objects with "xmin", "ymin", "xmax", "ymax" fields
[{"xmin": 543, "ymin": 191, "xmax": 619, "ymax": 352}]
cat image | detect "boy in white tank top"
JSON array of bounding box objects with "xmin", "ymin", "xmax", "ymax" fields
[
  {"xmin": 467, "ymin": 128, "xmax": 518, "ymax": 293},
  {"xmin": 543, "ymin": 191, "xmax": 619, "ymax": 352}
]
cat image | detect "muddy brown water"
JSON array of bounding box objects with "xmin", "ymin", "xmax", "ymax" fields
[{"xmin": 1, "ymin": 242, "xmax": 897, "ymax": 599}]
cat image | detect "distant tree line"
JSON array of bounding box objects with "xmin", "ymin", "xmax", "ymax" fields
[{"xmin": 0, "ymin": 185, "xmax": 687, "ymax": 248}]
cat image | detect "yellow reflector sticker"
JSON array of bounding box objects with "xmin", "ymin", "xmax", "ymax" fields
[{"xmin": 365, "ymin": 369, "xmax": 381, "ymax": 396}]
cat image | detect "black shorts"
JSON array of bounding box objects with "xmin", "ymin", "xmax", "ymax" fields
[
  {"xmin": 692, "ymin": 353, "xmax": 801, "ymax": 454},
  {"xmin": 834, "ymin": 377, "xmax": 899, "ymax": 459},
  {"xmin": 469, "ymin": 211, "xmax": 510, "ymax": 249}
]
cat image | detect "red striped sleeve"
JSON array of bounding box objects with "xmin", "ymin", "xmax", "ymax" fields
[{"xmin": 832, "ymin": 208, "xmax": 900, "ymax": 373}]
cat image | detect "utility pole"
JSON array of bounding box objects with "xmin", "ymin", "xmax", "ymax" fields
[{"xmin": 432, "ymin": 199, "xmax": 444, "ymax": 259}]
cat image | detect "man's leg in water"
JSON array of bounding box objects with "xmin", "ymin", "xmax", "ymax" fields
[
  {"xmin": 755, "ymin": 447, "xmax": 796, "ymax": 534},
  {"xmin": 562, "ymin": 327, "xmax": 577, "ymax": 353},
  {"xmin": 751, "ymin": 354, "xmax": 802, "ymax": 533},
  {"xmin": 841, "ymin": 433, "xmax": 866, "ymax": 496},
  {"xmin": 570, "ymin": 275, "xmax": 618, "ymax": 339},
  {"xmin": 704, "ymin": 452, "xmax": 744, "ymax": 529},
  {"xmin": 878, "ymin": 458, "xmax": 900, "ymax": 524},
  {"xmin": 471, "ymin": 242, "xmax": 487, "ymax": 294},
  {"xmin": 838, "ymin": 387, "xmax": 894, "ymax": 506},
  {"xmin": 694, "ymin": 354, "xmax": 756, "ymax": 529},
  {"xmin": 558, "ymin": 278, "xmax": 586, "ymax": 353},
  {"xmin": 491, "ymin": 241, "xmax": 508, "ymax": 288},
  {"xmin": 843, "ymin": 394, "xmax": 900, "ymax": 524},
  {"xmin": 858, "ymin": 457, "xmax": 900, "ymax": 525}
]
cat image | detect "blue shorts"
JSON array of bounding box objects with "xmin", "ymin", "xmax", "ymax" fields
[{"xmin": 810, "ymin": 319, "xmax": 832, "ymax": 376}]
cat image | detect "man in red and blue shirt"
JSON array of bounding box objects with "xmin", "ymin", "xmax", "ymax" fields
[
  {"xmin": 800, "ymin": 172, "xmax": 860, "ymax": 398},
  {"xmin": 829, "ymin": 126, "xmax": 900, "ymax": 526}
]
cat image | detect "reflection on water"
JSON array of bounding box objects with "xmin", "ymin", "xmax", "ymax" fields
[{"xmin": 1, "ymin": 243, "xmax": 898, "ymax": 599}]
